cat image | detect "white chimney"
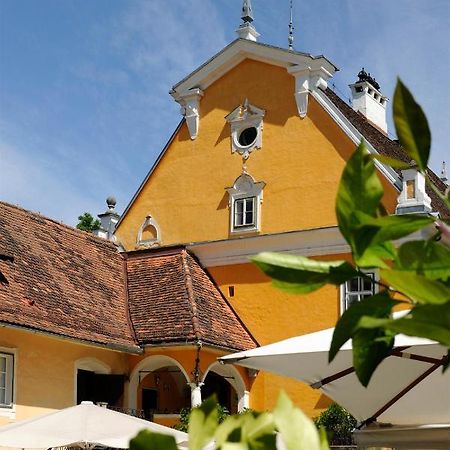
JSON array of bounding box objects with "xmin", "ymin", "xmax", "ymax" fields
[{"xmin": 349, "ymin": 68, "xmax": 388, "ymax": 134}]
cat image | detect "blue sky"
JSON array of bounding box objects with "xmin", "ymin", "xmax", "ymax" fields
[{"xmin": 1, "ymin": 0, "xmax": 449, "ymax": 225}]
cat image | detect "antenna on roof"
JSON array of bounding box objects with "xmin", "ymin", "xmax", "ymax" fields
[{"xmin": 288, "ymin": 0, "xmax": 294, "ymax": 50}]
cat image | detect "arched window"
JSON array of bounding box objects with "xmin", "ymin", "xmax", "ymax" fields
[
  {"xmin": 137, "ymin": 215, "xmax": 161, "ymax": 247},
  {"xmin": 226, "ymin": 172, "xmax": 265, "ymax": 234}
]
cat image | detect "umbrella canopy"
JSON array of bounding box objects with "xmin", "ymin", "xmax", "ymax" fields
[
  {"xmin": 220, "ymin": 328, "xmax": 449, "ymax": 426},
  {"xmin": 0, "ymin": 401, "xmax": 188, "ymax": 449}
]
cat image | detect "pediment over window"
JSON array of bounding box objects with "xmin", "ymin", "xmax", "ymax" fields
[
  {"xmin": 225, "ymin": 100, "xmax": 265, "ymax": 160},
  {"xmin": 226, "ymin": 172, "xmax": 265, "ymax": 234}
]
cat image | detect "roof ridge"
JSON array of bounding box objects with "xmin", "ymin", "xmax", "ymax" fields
[
  {"xmin": 0, "ymin": 200, "xmax": 119, "ymax": 250},
  {"xmin": 180, "ymin": 249, "xmax": 202, "ymax": 342}
]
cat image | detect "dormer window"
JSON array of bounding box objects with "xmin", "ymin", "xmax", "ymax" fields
[
  {"xmin": 226, "ymin": 172, "xmax": 265, "ymax": 234},
  {"xmin": 226, "ymin": 99, "xmax": 265, "ymax": 160}
]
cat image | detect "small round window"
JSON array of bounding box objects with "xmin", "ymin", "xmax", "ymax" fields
[{"xmin": 238, "ymin": 127, "xmax": 258, "ymax": 147}]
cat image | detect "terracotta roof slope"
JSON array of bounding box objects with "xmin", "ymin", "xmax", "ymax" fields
[
  {"xmin": 323, "ymin": 88, "xmax": 449, "ymax": 218},
  {"xmin": 0, "ymin": 201, "xmax": 139, "ymax": 351},
  {"xmin": 125, "ymin": 247, "xmax": 257, "ymax": 351}
]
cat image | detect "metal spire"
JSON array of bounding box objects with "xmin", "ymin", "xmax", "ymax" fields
[
  {"xmin": 288, "ymin": 0, "xmax": 294, "ymax": 50},
  {"xmin": 241, "ymin": 0, "xmax": 254, "ymax": 23},
  {"xmin": 441, "ymin": 161, "xmax": 448, "ymax": 183}
]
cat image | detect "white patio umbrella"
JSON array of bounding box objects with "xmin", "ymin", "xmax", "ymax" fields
[
  {"xmin": 220, "ymin": 328, "xmax": 450, "ymax": 427},
  {"xmin": 0, "ymin": 401, "xmax": 188, "ymax": 449}
]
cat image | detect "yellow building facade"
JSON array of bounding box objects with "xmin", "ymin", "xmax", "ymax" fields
[{"xmin": 1, "ymin": 6, "xmax": 446, "ymax": 434}]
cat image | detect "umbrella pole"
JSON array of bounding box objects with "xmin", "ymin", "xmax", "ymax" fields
[{"xmin": 359, "ymin": 356, "xmax": 446, "ymax": 428}]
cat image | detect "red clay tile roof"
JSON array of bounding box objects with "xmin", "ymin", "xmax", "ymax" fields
[
  {"xmin": 0, "ymin": 201, "xmax": 139, "ymax": 351},
  {"xmin": 323, "ymin": 88, "xmax": 449, "ymax": 219},
  {"xmin": 124, "ymin": 247, "xmax": 258, "ymax": 351}
]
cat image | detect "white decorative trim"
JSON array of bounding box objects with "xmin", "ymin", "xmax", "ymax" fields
[
  {"xmin": 186, "ymin": 225, "xmax": 434, "ymax": 268},
  {"xmin": 0, "ymin": 347, "xmax": 17, "ymax": 419},
  {"xmin": 187, "ymin": 226, "xmax": 349, "ymax": 267},
  {"xmin": 311, "ymin": 89, "xmax": 402, "ymax": 189},
  {"xmin": 173, "ymin": 88, "xmax": 204, "ymax": 140},
  {"xmin": 137, "ymin": 215, "xmax": 161, "ymax": 247},
  {"xmin": 288, "ymin": 65, "xmax": 332, "ymax": 118},
  {"xmin": 225, "ymin": 100, "xmax": 265, "ymax": 159},
  {"xmin": 226, "ymin": 172, "xmax": 265, "ymax": 234},
  {"xmin": 171, "ymin": 39, "xmax": 337, "ymax": 101}
]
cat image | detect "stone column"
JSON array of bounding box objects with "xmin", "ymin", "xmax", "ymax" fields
[
  {"xmin": 190, "ymin": 382, "xmax": 204, "ymax": 408},
  {"xmin": 238, "ymin": 390, "xmax": 250, "ymax": 412}
]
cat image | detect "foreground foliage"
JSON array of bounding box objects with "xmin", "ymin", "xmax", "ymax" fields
[
  {"xmin": 131, "ymin": 393, "xmax": 329, "ymax": 450},
  {"xmin": 253, "ymin": 79, "xmax": 450, "ymax": 386}
]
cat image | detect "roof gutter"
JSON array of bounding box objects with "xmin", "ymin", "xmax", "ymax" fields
[{"xmin": 0, "ymin": 321, "xmax": 143, "ymax": 355}]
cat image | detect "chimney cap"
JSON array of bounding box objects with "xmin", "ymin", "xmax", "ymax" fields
[{"xmin": 356, "ymin": 67, "xmax": 381, "ymax": 91}]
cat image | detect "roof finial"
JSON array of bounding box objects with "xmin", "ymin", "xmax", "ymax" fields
[
  {"xmin": 288, "ymin": 0, "xmax": 294, "ymax": 50},
  {"xmin": 241, "ymin": 0, "xmax": 254, "ymax": 23},
  {"xmin": 441, "ymin": 161, "xmax": 448, "ymax": 184},
  {"xmin": 236, "ymin": 0, "xmax": 259, "ymax": 41}
]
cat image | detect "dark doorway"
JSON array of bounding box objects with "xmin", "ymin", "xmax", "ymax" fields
[
  {"xmin": 202, "ymin": 372, "xmax": 232, "ymax": 412},
  {"xmin": 142, "ymin": 388, "xmax": 158, "ymax": 420},
  {"xmin": 76, "ymin": 369, "xmax": 125, "ymax": 406}
]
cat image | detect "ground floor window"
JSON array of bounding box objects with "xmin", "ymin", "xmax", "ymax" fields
[
  {"xmin": 77, "ymin": 369, "xmax": 125, "ymax": 407},
  {"xmin": 341, "ymin": 272, "xmax": 377, "ymax": 312},
  {"xmin": 0, "ymin": 353, "xmax": 14, "ymax": 408}
]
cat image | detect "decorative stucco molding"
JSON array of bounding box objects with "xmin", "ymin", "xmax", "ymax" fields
[
  {"xmin": 172, "ymin": 88, "xmax": 204, "ymax": 140},
  {"xmin": 225, "ymin": 99, "xmax": 265, "ymax": 160},
  {"xmin": 288, "ymin": 65, "xmax": 332, "ymax": 118},
  {"xmin": 137, "ymin": 215, "xmax": 161, "ymax": 247}
]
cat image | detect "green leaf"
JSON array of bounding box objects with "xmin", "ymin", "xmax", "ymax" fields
[
  {"xmin": 353, "ymin": 213, "xmax": 433, "ymax": 254},
  {"xmin": 215, "ymin": 411, "xmax": 276, "ymax": 450},
  {"xmin": 273, "ymin": 391, "xmax": 322, "ymax": 450},
  {"xmin": 381, "ymin": 269, "xmax": 450, "ymax": 304},
  {"xmin": 188, "ymin": 396, "xmax": 219, "ymax": 450},
  {"xmin": 336, "ymin": 141, "xmax": 384, "ymax": 244},
  {"xmin": 130, "ymin": 430, "xmax": 179, "ymax": 450},
  {"xmin": 352, "ymin": 325, "xmax": 395, "ymax": 386},
  {"xmin": 369, "ymin": 153, "xmax": 411, "ymax": 170},
  {"xmin": 393, "ymin": 78, "xmax": 430, "ymax": 171},
  {"xmin": 252, "ymin": 252, "xmax": 359, "ymax": 295},
  {"xmin": 358, "ymin": 303, "xmax": 450, "ymax": 347},
  {"xmin": 330, "ymin": 291, "xmax": 399, "ymax": 362},
  {"xmin": 356, "ymin": 242, "xmax": 397, "ymax": 269},
  {"xmin": 395, "ymin": 240, "xmax": 450, "ymax": 281},
  {"xmin": 318, "ymin": 427, "xmax": 330, "ymax": 450}
]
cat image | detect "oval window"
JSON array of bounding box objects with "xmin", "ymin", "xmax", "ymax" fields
[{"xmin": 238, "ymin": 127, "xmax": 258, "ymax": 147}]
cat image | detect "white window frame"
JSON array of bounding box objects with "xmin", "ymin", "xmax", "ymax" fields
[
  {"xmin": 226, "ymin": 173, "xmax": 265, "ymax": 234},
  {"xmin": 340, "ymin": 270, "xmax": 379, "ymax": 315},
  {"xmin": 233, "ymin": 197, "xmax": 256, "ymax": 229},
  {"xmin": 0, "ymin": 348, "xmax": 17, "ymax": 418},
  {"xmin": 225, "ymin": 99, "xmax": 265, "ymax": 160}
]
